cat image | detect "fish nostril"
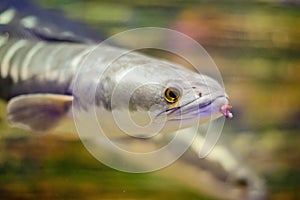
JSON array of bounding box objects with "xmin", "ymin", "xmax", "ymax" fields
[{"xmin": 199, "ymin": 92, "xmax": 202, "ymax": 97}]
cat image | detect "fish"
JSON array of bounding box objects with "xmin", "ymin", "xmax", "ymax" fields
[
  {"xmin": 0, "ymin": 0, "xmax": 232, "ymax": 135},
  {"xmin": 0, "ymin": 1, "xmax": 266, "ymax": 200}
]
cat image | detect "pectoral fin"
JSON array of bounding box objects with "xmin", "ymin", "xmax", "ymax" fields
[{"xmin": 7, "ymin": 94, "xmax": 73, "ymax": 132}]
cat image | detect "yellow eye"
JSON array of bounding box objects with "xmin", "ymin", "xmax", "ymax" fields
[{"xmin": 164, "ymin": 87, "xmax": 180, "ymax": 103}]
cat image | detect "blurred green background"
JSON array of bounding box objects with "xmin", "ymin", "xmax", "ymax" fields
[{"xmin": 1, "ymin": 0, "xmax": 300, "ymax": 199}]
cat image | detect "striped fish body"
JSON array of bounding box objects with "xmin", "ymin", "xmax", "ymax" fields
[
  {"xmin": 0, "ymin": 39, "xmax": 88, "ymax": 100},
  {"xmin": 0, "ymin": 37, "xmax": 225, "ymax": 134},
  {"xmin": 1, "ymin": 0, "xmax": 233, "ymax": 132},
  {"xmin": 0, "ymin": 0, "xmax": 104, "ymax": 100}
]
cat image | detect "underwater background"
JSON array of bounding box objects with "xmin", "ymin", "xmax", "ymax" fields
[{"xmin": 0, "ymin": 0, "xmax": 300, "ymax": 199}]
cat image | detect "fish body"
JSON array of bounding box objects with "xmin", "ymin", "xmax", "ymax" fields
[
  {"xmin": 0, "ymin": 40, "xmax": 84, "ymax": 98},
  {"xmin": 0, "ymin": 38, "xmax": 231, "ymax": 135},
  {"xmin": 0, "ymin": 2, "xmax": 232, "ymax": 135}
]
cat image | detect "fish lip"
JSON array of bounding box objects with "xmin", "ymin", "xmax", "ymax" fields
[
  {"xmin": 156, "ymin": 95, "xmax": 233, "ymax": 121},
  {"xmin": 220, "ymin": 103, "xmax": 233, "ymax": 119}
]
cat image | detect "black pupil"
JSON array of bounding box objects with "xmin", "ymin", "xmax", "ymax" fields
[{"xmin": 169, "ymin": 90, "xmax": 178, "ymax": 99}]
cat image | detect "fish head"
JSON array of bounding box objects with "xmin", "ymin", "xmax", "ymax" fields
[
  {"xmin": 103, "ymin": 59, "xmax": 233, "ymax": 136},
  {"xmin": 154, "ymin": 64, "xmax": 232, "ymax": 133}
]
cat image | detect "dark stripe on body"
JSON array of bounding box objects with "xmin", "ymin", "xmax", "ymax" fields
[{"xmin": 0, "ymin": 39, "xmax": 89, "ymax": 100}]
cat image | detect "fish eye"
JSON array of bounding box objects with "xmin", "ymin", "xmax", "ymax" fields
[{"xmin": 164, "ymin": 87, "xmax": 180, "ymax": 103}]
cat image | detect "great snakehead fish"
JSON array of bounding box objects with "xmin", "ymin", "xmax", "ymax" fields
[
  {"xmin": 0, "ymin": 0, "xmax": 232, "ymax": 134},
  {"xmin": 0, "ymin": 1, "xmax": 266, "ymax": 200}
]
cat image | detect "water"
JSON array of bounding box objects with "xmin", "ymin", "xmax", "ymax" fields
[{"xmin": 1, "ymin": 0, "xmax": 300, "ymax": 199}]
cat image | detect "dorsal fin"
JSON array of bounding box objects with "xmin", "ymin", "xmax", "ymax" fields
[{"xmin": 0, "ymin": 0, "xmax": 104, "ymax": 43}]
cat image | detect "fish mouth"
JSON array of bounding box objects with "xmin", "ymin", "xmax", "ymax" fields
[
  {"xmin": 157, "ymin": 95, "xmax": 233, "ymax": 122},
  {"xmin": 220, "ymin": 104, "xmax": 233, "ymax": 119}
]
